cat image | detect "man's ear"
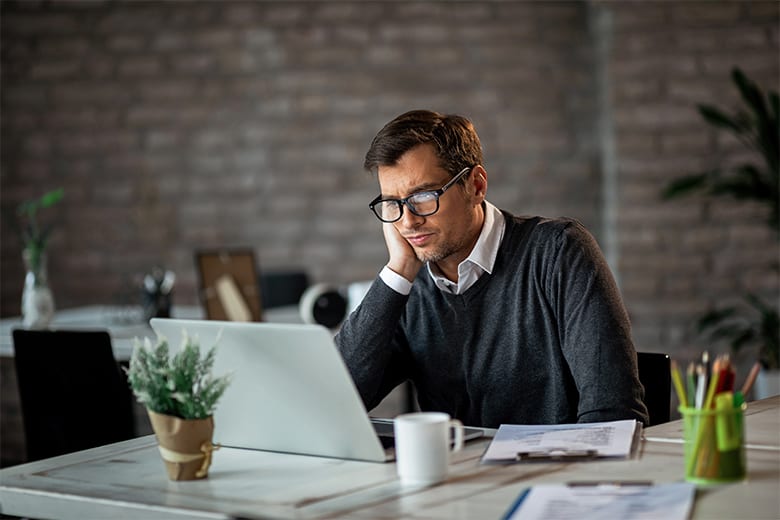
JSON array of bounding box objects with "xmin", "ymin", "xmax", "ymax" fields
[{"xmin": 470, "ymin": 165, "xmax": 487, "ymax": 202}]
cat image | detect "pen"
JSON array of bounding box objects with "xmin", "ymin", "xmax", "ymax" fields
[
  {"xmin": 694, "ymin": 365, "xmax": 706, "ymax": 409},
  {"xmin": 516, "ymin": 449, "xmax": 598, "ymax": 462},
  {"xmin": 567, "ymin": 481, "xmax": 652, "ymax": 487}
]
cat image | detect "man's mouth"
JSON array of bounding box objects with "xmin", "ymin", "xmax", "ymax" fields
[{"xmin": 405, "ymin": 233, "xmax": 433, "ymax": 247}]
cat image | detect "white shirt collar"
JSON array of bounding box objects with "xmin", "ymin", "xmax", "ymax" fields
[{"xmin": 427, "ymin": 201, "xmax": 505, "ymax": 294}]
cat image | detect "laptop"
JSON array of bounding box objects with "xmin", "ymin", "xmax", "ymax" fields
[{"xmin": 149, "ymin": 318, "xmax": 483, "ymax": 463}]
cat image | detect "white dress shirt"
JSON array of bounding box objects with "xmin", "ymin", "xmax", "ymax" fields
[{"xmin": 379, "ymin": 201, "xmax": 506, "ymax": 295}]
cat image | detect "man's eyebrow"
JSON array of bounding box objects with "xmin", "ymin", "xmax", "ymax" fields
[
  {"xmin": 386, "ymin": 179, "xmax": 447, "ymax": 199},
  {"xmin": 409, "ymin": 182, "xmax": 442, "ymax": 193}
]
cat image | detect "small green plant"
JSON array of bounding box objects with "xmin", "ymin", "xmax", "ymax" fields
[
  {"xmin": 16, "ymin": 188, "xmax": 64, "ymax": 273},
  {"xmin": 126, "ymin": 334, "xmax": 232, "ymax": 420}
]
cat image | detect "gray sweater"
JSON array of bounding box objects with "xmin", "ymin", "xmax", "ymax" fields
[{"xmin": 336, "ymin": 212, "xmax": 649, "ymax": 428}]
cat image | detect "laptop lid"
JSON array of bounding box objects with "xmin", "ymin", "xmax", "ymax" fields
[{"xmin": 149, "ymin": 318, "xmax": 391, "ymax": 462}]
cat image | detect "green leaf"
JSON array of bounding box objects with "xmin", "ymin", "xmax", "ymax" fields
[
  {"xmin": 661, "ymin": 173, "xmax": 711, "ymax": 200},
  {"xmin": 39, "ymin": 188, "xmax": 64, "ymax": 208},
  {"xmin": 732, "ymin": 67, "xmax": 769, "ymax": 122},
  {"xmin": 769, "ymin": 92, "xmax": 779, "ymax": 122},
  {"xmin": 731, "ymin": 163, "xmax": 770, "ymax": 186},
  {"xmin": 697, "ymin": 105, "xmax": 744, "ymax": 134},
  {"xmin": 17, "ymin": 188, "xmax": 64, "ymax": 216},
  {"xmin": 730, "ymin": 328, "xmax": 756, "ymax": 354},
  {"xmin": 745, "ymin": 293, "xmax": 771, "ymax": 314},
  {"xmin": 697, "ymin": 307, "xmax": 738, "ymax": 331},
  {"xmin": 710, "ymin": 175, "xmax": 770, "ymax": 200}
]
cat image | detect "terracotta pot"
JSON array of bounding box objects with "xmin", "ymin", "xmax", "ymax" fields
[{"xmin": 147, "ymin": 410, "xmax": 217, "ymax": 481}]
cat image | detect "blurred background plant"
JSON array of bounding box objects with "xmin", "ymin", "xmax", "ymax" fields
[
  {"xmin": 15, "ymin": 188, "xmax": 65, "ymax": 274},
  {"xmin": 662, "ymin": 67, "xmax": 779, "ymax": 370}
]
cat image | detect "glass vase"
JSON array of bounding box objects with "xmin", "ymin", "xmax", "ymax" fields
[{"xmin": 21, "ymin": 248, "xmax": 55, "ymax": 329}]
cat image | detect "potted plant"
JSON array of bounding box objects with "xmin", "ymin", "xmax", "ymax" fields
[
  {"xmin": 15, "ymin": 188, "xmax": 64, "ymax": 328},
  {"xmin": 126, "ymin": 333, "xmax": 231, "ymax": 480},
  {"xmin": 662, "ymin": 67, "xmax": 779, "ymax": 397}
]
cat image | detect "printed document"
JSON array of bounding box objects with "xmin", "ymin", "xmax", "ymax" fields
[
  {"xmin": 503, "ymin": 482, "xmax": 696, "ymax": 520},
  {"xmin": 482, "ymin": 419, "xmax": 639, "ymax": 463}
]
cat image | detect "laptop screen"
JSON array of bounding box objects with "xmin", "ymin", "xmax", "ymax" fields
[{"xmin": 150, "ymin": 318, "xmax": 392, "ymax": 462}]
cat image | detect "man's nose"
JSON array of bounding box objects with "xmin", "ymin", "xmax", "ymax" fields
[{"xmin": 398, "ymin": 206, "xmax": 424, "ymax": 228}]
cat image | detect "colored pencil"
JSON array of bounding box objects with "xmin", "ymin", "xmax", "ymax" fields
[
  {"xmin": 671, "ymin": 360, "xmax": 688, "ymax": 409},
  {"xmin": 741, "ymin": 361, "xmax": 761, "ymax": 396}
]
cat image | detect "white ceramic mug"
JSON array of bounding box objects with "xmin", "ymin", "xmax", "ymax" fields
[{"xmin": 394, "ymin": 412, "xmax": 465, "ymax": 486}]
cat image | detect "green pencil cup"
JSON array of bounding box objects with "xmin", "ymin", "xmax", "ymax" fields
[{"xmin": 679, "ymin": 402, "xmax": 747, "ymax": 484}]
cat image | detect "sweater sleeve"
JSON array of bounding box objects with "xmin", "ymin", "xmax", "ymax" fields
[
  {"xmin": 334, "ymin": 276, "xmax": 412, "ymax": 411},
  {"xmin": 549, "ymin": 221, "xmax": 649, "ymax": 425}
]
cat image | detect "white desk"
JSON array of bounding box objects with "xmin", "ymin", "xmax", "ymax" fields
[{"xmin": 1, "ymin": 397, "xmax": 778, "ymax": 520}]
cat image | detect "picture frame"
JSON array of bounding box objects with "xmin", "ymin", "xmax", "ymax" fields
[{"xmin": 194, "ymin": 249, "xmax": 263, "ymax": 322}]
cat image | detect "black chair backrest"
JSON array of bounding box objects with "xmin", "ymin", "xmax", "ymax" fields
[
  {"xmin": 260, "ymin": 271, "xmax": 310, "ymax": 308},
  {"xmin": 12, "ymin": 329, "xmax": 135, "ymax": 462},
  {"xmin": 636, "ymin": 351, "xmax": 672, "ymax": 426}
]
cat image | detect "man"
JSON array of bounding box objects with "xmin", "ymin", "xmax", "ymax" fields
[{"xmin": 336, "ymin": 110, "xmax": 648, "ymax": 428}]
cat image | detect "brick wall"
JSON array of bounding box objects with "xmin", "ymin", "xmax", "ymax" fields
[
  {"xmin": 605, "ymin": 2, "xmax": 779, "ymax": 370},
  {"xmin": 1, "ymin": 1, "xmax": 603, "ymax": 314},
  {"xmin": 0, "ymin": 1, "xmax": 777, "ymax": 462}
]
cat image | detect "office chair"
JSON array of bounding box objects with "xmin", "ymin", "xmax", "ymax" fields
[
  {"xmin": 636, "ymin": 351, "xmax": 672, "ymax": 426},
  {"xmin": 260, "ymin": 270, "xmax": 310, "ymax": 309},
  {"xmin": 12, "ymin": 329, "xmax": 136, "ymax": 462}
]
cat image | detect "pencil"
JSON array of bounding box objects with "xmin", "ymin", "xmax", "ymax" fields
[
  {"xmin": 741, "ymin": 361, "xmax": 761, "ymax": 396},
  {"xmin": 686, "ymin": 363, "xmax": 696, "ymax": 408},
  {"xmin": 671, "ymin": 360, "xmax": 688, "ymax": 409},
  {"xmin": 703, "ymin": 370, "xmax": 721, "ymax": 410},
  {"xmin": 692, "ymin": 370, "xmax": 722, "ymax": 477}
]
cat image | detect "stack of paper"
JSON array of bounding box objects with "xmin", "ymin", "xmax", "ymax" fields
[
  {"xmin": 503, "ymin": 482, "xmax": 696, "ymax": 520},
  {"xmin": 481, "ymin": 419, "xmax": 640, "ymax": 463}
]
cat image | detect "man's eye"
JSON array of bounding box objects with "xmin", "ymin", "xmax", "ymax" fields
[{"xmin": 410, "ymin": 192, "xmax": 436, "ymax": 202}]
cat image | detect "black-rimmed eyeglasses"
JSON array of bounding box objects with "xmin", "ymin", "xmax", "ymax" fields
[{"xmin": 368, "ymin": 166, "xmax": 474, "ymax": 223}]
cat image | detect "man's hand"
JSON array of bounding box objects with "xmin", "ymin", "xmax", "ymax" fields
[{"xmin": 383, "ymin": 223, "xmax": 423, "ymax": 283}]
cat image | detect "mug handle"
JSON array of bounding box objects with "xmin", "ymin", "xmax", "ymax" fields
[{"xmin": 449, "ymin": 419, "xmax": 465, "ymax": 453}]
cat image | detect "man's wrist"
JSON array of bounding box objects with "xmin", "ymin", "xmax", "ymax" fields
[
  {"xmin": 379, "ymin": 266, "xmax": 413, "ymax": 295},
  {"xmin": 386, "ymin": 258, "xmax": 422, "ymax": 282}
]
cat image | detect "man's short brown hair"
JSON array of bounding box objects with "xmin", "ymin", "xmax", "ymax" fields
[{"xmin": 364, "ymin": 110, "xmax": 483, "ymax": 181}]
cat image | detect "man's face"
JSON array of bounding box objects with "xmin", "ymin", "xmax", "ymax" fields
[{"xmin": 377, "ymin": 144, "xmax": 485, "ymax": 267}]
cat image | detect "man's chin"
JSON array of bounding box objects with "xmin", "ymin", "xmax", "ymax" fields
[
  {"xmin": 413, "ymin": 247, "xmax": 430, "ymax": 263},
  {"xmin": 414, "ymin": 247, "xmax": 444, "ymax": 264}
]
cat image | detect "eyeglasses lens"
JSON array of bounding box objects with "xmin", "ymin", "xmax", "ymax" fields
[
  {"xmin": 376, "ymin": 201, "xmax": 401, "ymax": 222},
  {"xmin": 408, "ymin": 192, "xmax": 438, "ymax": 216}
]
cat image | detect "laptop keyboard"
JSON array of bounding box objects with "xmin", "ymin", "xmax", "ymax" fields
[
  {"xmin": 371, "ymin": 419, "xmax": 395, "ymax": 436},
  {"xmin": 378, "ymin": 434, "xmax": 395, "ymax": 449},
  {"xmin": 372, "ymin": 419, "xmax": 396, "ymax": 449},
  {"xmin": 370, "ymin": 418, "xmax": 484, "ymax": 449}
]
